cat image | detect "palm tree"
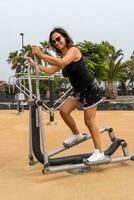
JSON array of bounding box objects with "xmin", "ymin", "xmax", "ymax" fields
[
  {"xmin": 20, "ymin": 44, "xmax": 34, "ymax": 73},
  {"xmin": 7, "ymin": 45, "xmax": 34, "ymax": 73},
  {"xmin": 7, "ymin": 51, "xmax": 20, "ymax": 69},
  {"xmin": 122, "ymin": 56, "xmax": 134, "ymax": 94},
  {"xmin": 40, "ymin": 41, "xmax": 49, "ymax": 50},
  {"xmin": 105, "ymin": 46, "xmax": 124, "ymax": 99}
]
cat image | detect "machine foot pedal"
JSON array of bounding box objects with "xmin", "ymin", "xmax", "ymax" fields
[
  {"xmin": 83, "ymin": 156, "xmax": 111, "ymax": 165},
  {"xmin": 63, "ymin": 133, "xmax": 89, "ymax": 148}
]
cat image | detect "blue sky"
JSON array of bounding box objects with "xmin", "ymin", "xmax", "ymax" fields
[{"xmin": 1, "ymin": 0, "xmax": 134, "ymax": 81}]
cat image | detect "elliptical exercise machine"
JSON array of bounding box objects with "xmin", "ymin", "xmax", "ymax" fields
[{"xmin": 27, "ymin": 64, "xmax": 134, "ymax": 174}]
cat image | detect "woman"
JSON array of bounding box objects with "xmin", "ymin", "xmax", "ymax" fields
[{"xmin": 27, "ymin": 27, "xmax": 105, "ymax": 163}]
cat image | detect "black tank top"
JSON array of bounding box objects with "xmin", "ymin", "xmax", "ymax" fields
[{"xmin": 62, "ymin": 57, "xmax": 95, "ymax": 92}]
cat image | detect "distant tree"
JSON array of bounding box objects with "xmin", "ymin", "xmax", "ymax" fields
[
  {"xmin": 121, "ymin": 53, "xmax": 134, "ymax": 94},
  {"xmin": 40, "ymin": 41, "xmax": 50, "ymax": 50},
  {"xmin": 7, "ymin": 51, "xmax": 21, "ymax": 69},
  {"xmin": 76, "ymin": 41, "xmax": 112, "ymax": 80},
  {"xmin": 104, "ymin": 46, "xmax": 125, "ymax": 99}
]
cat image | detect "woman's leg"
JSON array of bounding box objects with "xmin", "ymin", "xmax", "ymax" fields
[
  {"xmin": 59, "ymin": 97, "xmax": 85, "ymax": 146},
  {"xmin": 84, "ymin": 106, "xmax": 102, "ymax": 151},
  {"xmin": 84, "ymin": 106, "xmax": 105, "ymax": 162},
  {"xmin": 59, "ymin": 97, "xmax": 80, "ymax": 134}
]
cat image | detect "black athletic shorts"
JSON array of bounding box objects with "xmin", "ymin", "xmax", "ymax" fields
[{"xmin": 69, "ymin": 80, "xmax": 102, "ymax": 109}]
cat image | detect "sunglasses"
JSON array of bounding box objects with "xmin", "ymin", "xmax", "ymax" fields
[{"xmin": 52, "ymin": 36, "xmax": 61, "ymax": 45}]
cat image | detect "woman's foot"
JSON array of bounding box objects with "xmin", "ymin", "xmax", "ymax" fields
[
  {"xmin": 63, "ymin": 133, "xmax": 85, "ymax": 146},
  {"xmin": 87, "ymin": 149, "xmax": 105, "ymax": 163}
]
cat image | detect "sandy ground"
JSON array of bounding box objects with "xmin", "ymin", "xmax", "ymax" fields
[{"xmin": 0, "ymin": 109, "xmax": 134, "ymax": 200}]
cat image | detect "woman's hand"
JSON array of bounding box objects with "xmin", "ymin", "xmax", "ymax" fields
[
  {"xmin": 32, "ymin": 45, "xmax": 43, "ymax": 58},
  {"xmin": 26, "ymin": 57, "xmax": 36, "ymax": 67}
]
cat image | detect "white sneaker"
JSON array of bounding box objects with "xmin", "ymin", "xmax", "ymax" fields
[
  {"xmin": 87, "ymin": 149, "xmax": 105, "ymax": 163},
  {"xmin": 63, "ymin": 133, "xmax": 85, "ymax": 146}
]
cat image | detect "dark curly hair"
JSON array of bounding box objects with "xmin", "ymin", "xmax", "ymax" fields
[{"xmin": 49, "ymin": 27, "xmax": 74, "ymax": 56}]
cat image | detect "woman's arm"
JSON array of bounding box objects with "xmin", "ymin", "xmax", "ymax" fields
[
  {"xmin": 27, "ymin": 57, "xmax": 61, "ymax": 75},
  {"xmin": 38, "ymin": 65, "xmax": 61, "ymax": 74},
  {"xmin": 32, "ymin": 46, "xmax": 81, "ymax": 68}
]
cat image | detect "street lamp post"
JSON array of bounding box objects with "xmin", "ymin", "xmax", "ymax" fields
[
  {"xmin": 20, "ymin": 33, "xmax": 24, "ymax": 49},
  {"xmin": 16, "ymin": 33, "xmax": 25, "ymax": 112}
]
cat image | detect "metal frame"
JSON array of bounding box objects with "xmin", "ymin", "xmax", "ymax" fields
[
  {"xmin": 30, "ymin": 105, "xmax": 134, "ymax": 174},
  {"xmin": 25, "ymin": 64, "xmax": 134, "ymax": 174},
  {"xmin": 9, "ymin": 73, "xmax": 73, "ymax": 113},
  {"xmin": 9, "ymin": 64, "xmax": 134, "ymax": 174}
]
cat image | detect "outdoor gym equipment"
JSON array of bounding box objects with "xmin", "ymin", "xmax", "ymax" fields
[{"xmin": 27, "ymin": 63, "xmax": 134, "ymax": 174}]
